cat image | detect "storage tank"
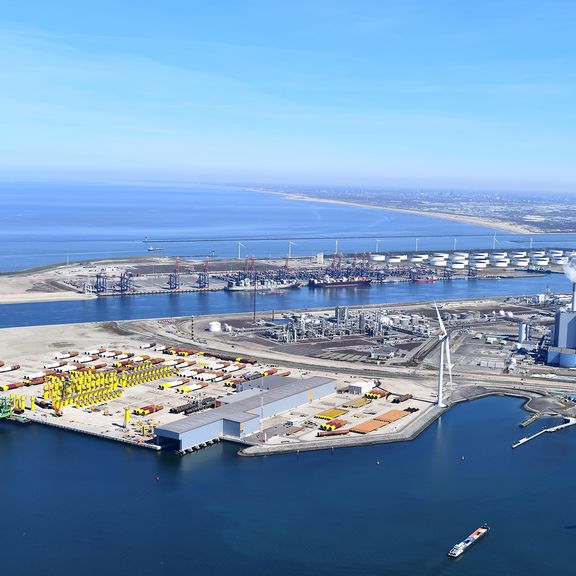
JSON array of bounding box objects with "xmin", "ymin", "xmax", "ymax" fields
[
  {"xmin": 410, "ymin": 256, "xmax": 425, "ymax": 263},
  {"xmin": 449, "ymin": 262, "xmax": 465, "ymax": 270},
  {"xmin": 493, "ymin": 260, "xmax": 509, "ymax": 268},
  {"xmin": 371, "ymin": 254, "xmax": 386, "ymax": 262},
  {"xmin": 453, "ymin": 252, "xmax": 469, "ymax": 258},
  {"xmin": 510, "ymin": 251, "xmax": 527, "ymax": 258},
  {"xmin": 430, "ymin": 258, "xmax": 447, "ymax": 267},
  {"xmin": 532, "ymin": 257, "xmax": 549, "ymax": 266},
  {"xmin": 415, "ymin": 253, "xmax": 429, "ymax": 260},
  {"xmin": 531, "ymin": 250, "xmax": 546, "ymax": 258},
  {"xmin": 387, "ymin": 256, "xmax": 401, "ymax": 264},
  {"xmin": 552, "ymin": 256, "xmax": 568, "ymax": 265},
  {"xmin": 492, "ymin": 251, "xmax": 508, "ymax": 258},
  {"xmin": 433, "ymin": 252, "xmax": 449, "ymax": 259},
  {"xmin": 512, "ymin": 258, "xmax": 529, "ymax": 267},
  {"xmin": 473, "ymin": 252, "xmax": 488, "ymax": 259},
  {"xmin": 450, "ymin": 254, "xmax": 467, "ymax": 262},
  {"xmin": 470, "ymin": 261, "xmax": 488, "ymax": 269},
  {"xmin": 208, "ymin": 321, "xmax": 222, "ymax": 332},
  {"xmin": 397, "ymin": 254, "xmax": 408, "ymax": 261},
  {"xmin": 549, "ymin": 249, "xmax": 563, "ymax": 257}
]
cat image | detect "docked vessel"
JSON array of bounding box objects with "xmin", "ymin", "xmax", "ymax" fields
[
  {"xmin": 448, "ymin": 524, "xmax": 490, "ymax": 558},
  {"xmin": 308, "ymin": 277, "xmax": 372, "ymax": 289},
  {"xmin": 224, "ymin": 280, "xmax": 300, "ymax": 292}
]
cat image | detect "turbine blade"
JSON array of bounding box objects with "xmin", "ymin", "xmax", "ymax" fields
[
  {"xmin": 445, "ymin": 338, "xmax": 453, "ymax": 383},
  {"xmin": 435, "ymin": 302, "xmax": 447, "ymax": 335}
]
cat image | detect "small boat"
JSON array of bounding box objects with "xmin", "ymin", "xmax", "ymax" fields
[{"xmin": 448, "ymin": 524, "xmax": 490, "ymax": 558}]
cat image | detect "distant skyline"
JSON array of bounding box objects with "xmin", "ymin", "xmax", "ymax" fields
[{"xmin": 0, "ymin": 1, "xmax": 575, "ymax": 191}]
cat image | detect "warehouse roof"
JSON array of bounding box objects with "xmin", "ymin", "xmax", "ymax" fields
[{"xmin": 156, "ymin": 376, "xmax": 335, "ymax": 435}]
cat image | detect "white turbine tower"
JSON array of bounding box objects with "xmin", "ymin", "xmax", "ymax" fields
[
  {"xmin": 435, "ymin": 303, "xmax": 452, "ymax": 407},
  {"xmin": 288, "ymin": 241, "xmax": 296, "ymax": 259},
  {"xmin": 237, "ymin": 241, "xmax": 245, "ymax": 260}
]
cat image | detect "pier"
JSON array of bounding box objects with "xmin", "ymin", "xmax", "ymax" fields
[{"xmin": 512, "ymin": 417, "xmax": 576, "ymax": 449}]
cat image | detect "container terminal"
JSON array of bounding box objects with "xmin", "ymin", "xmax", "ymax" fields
[
  {"xmin": 2, "ymin": 246, "xmax": 574, "ymax": 303},
  {"xmin": 3, "ymin": 288, "xmax": 576, "ymax": 457}
]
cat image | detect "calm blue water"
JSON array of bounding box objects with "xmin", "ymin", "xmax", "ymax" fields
[
  {"xmin": 1, "ymin": 396, "xmax": 574, "ymax": 575},
  {"xmin": 0, "ymin": 273, "xmax": 571, "ymax": 329},
  {"xmin": 1, "ymin": 182, "xmax": 575, "ymax": 271}
]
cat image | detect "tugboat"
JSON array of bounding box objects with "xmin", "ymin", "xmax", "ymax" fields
[{"xmin": 448, "ymin": 524, "xmax": 490, "ymax": 558}]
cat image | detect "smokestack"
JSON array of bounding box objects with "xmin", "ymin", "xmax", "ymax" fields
[{"xmin": 572, "ymin": 283, "xmax": 576, "ymax": 312}]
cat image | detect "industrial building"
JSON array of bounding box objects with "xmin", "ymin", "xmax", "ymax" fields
[
  {"xmin": 155, "ymin": 376, "xmax": 335, "ymax": 451},
  {"xmin": 547, "ymin": 284, "xmax": 576, "ymax": 367}
]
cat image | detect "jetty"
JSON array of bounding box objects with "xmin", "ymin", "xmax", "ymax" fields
[{"xmin": 512, "ymin": 417, "xmax": 576, "ymax": 449}]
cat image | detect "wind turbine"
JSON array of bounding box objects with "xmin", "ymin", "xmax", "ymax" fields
[
  {"xmin": 435, "ymin": 302, "xmax": 452, "ymax": 407},
  {"xmin": 237, "ymin": 241, "xmax": 245, "ymax": 260},
  {"xmin": 288, "ymin": 241, "xmax": 296, "ymax": 259}
]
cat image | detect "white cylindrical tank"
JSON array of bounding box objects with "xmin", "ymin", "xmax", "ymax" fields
[
  {"xmin": 430, "ymin": 258, "xmax": 447, "ymax": 267},
  {"xmin": 531, "ymin": 250, "xmax": 546, "ymax": 258},
  {"xmin": 492, "ymin": 251, "xmax": 508, "ymax": 258},
  {"xmin": 415, "ymin": 253, "xmax": 429, "ymax": 260},
  {"xmin": 552, "ymin": 257, "xmax": 568, "ymax": 265},
  {"xmin": 410, "ymin": 256, "xmax": 425, "ymax": 263},
  {"xmin": 450, "ymin": 254, "xmax": 467, "ymax": 262},
  {"xmin": 208, "ymin": 321, "xmax": 222, "ymax": 332},
  {"xmin": 471, "ymin": 261, "xmax": 488, "ymax": 269},
  {"xmin": 549, "ymin": 249, "xmax": 563, "ymax": 257},
  {"xmin": 387, "ymin": 256, "xmax": 401, "ymax": 264},
  {"xmin": 510, "ymin": 251, "xmax": 527, "ymax": 258},
  {"xmin": 532, "ymin": 257, "xmax": 549, "ymax": 266},
  {"xmin": 473, "ymin": 252, "xmax": 488, "ymax": 259},
  {"xmin": 397, "ymin": 254, "xmax": 408, "ymax": 261},
  {"xmin": 493, "ymin": 261, "xmax": 509, "ymax": 268},
  {"xmin": 371, "ymin": 254, "xmax": 386, "ymax": 262},
  {"xmin": 449, "ymin": 262, "xmax": 465, "ymax": 270},
  {"xmin": 512, "ymin": 258, "xmax": 529, "ymax": 267},
  {"xmin": 453, "ymin": 252, "xmax": 469, "ymax": 258},
  {"xmin": 433, "ymin": 252, "xmax": 449, "ymax": 259}
]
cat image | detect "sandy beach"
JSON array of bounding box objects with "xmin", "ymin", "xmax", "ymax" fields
[{"xmin": 249, "ymin": 188, "xmax": 539, "ymax": 235}]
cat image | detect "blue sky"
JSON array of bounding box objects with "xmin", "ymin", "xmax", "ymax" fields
[{"xmin": 0, "ymin": 1, "xmax": 575, "ymax": 190}]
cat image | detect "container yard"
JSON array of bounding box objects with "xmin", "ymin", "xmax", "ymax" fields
[{"xmin": 4, "ymin": 245, "xmax": 575, "ymax": 304}]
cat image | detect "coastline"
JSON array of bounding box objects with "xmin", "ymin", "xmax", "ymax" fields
[
  {"xmin": 248, "ymin": 188, "xmax": 538, "ymax": 235},
  {"xmin": 0, "ymin": 292, "xmax": 95, "ymax": 305}
]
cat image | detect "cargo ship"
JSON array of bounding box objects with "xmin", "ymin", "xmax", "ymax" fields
[
  {"xmin": 308, "ymin": 277, "xmax": 372, "ymax": 289},
  {"xmin": 448, "ymin": 524, "xmax": 490, "ymax": 558},
  {"xmin": 224, "ymin": 280, "xmax": 300, "ymax": 292}
]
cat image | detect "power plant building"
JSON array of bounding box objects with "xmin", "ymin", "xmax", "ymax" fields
[
  {"xmin": 547, "ymin": 285, "xmax": 576, "ymax": 367},
  {"xmin": 155, "ymin": 376, "xmax": 335, "ymax": 451}
]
